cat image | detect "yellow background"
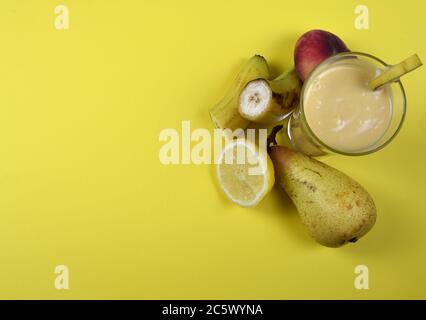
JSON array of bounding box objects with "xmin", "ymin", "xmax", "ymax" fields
[{"xmin": 0, "ymin": 0, "xmax": 425, "ymax": 299}]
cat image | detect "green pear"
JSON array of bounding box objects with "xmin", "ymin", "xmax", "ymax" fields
[{"xmin": 269, "ymin": 145, "xmax": 376, "ymax": 247}]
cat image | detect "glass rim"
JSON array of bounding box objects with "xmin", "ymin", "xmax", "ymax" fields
[{"xmin": 298, "ymin": 51, "xmax": 407, "ymax": 156}]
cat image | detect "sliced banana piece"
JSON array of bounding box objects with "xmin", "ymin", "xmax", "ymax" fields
[
  {"xmin": 209, "ymin": 55, "xmax": 270, "ymax": 132},
  {"xmin": 239, "ymin": 69, "xmax": 301, "ymax": 124}
]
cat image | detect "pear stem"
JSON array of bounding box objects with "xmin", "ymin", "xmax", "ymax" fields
[
  {"xmin": 267, "ymin": 125, "xmax": 284, "ymax": 153},
  {"xmin": 368, "ymin": 54, "xmax": 422, "ymax": 90}
]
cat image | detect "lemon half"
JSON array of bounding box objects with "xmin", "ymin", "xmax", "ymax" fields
[{"xmin": 216, "ymin": 139, "xmax": 274, "ymax": 207}]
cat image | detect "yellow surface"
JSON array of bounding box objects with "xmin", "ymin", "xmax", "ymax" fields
[{"xmin": 0, "ymin": 0, "xmax": 425, "ymax": 299}]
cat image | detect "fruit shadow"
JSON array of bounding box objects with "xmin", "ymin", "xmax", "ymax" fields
[
  {"xmin": 200, "ymin": 33, "xmax": 298, "ymax": 122},
  {"xmin": 202, "ymin": 58, "xmax": 250, "ymax": 112},
  {"xmin": 209, "ymin": 163, "xmax": 315, "ymax": 249},
  {"xmin": 337, "ymin": 180, "xmax": 418, "ymax": 259},
  {"xmin": 266, "ymin": 35, "xmax": 300, "ymax": 78},
  {"xmin": 257, "ymin": 184, "xmax": 318, "ymax": 249},
  {"xmin": 210, "ymin": 162, "xmax": 414, "ymax": 255}
]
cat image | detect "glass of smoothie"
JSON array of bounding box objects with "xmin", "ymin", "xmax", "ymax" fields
[{"xmin": 287, "ymin": 52, "xmax": 406, "ymax": 156}]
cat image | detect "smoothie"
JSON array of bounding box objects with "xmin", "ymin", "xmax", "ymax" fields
[{"xmin": 303, "ymin": 58, "xmax": 393, "ymax": 153}]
